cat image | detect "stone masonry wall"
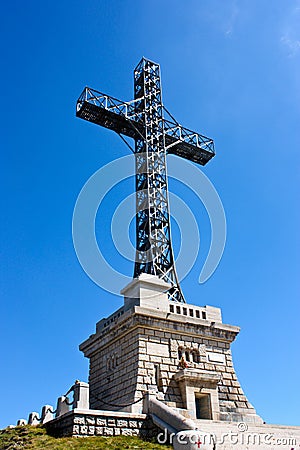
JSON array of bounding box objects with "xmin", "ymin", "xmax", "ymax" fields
[
  {"xmin": 88, "ymin": 327, "xmax": 141, "ymax": 410},
  {"xmin": 80, "ymin": 301, "xmax": 261, "ymax": 422}
]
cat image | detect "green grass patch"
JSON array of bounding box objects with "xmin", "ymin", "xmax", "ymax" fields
[{"xmin": 0, "ymin": 425, "xmax": 172, "ymax": 449}]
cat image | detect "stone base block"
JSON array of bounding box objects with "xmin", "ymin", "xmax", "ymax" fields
[{"xmin": 44, "ymin": 408, "xmax": 159, "ymax": 439}]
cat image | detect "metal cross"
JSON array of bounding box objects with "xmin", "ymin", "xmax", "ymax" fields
[{"xmin": 76, "ymin": 57, "xmax": 215, "ymax": 302}]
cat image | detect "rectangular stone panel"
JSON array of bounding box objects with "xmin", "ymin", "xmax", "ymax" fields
[
  {"xmin": 146, "ymin": 342, "xmax": 169, "ymax": 357},
  {"xmin": 207, "ymin": 352, "xmax": 226, "ymax": 364}
]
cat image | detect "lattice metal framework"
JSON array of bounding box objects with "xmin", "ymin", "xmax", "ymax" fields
[{"xmin": 76, "ymin": 58, "xmax": 215, "ymax": 302}]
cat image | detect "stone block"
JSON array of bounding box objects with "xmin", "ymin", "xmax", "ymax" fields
[
  {"xmin": 74, "ymin": 416, "xmax": 85, "ymax": 424},
  {"xmin": 222, "ymin": 372, "xmax": 232, "ymax": 379},
  {"xmin": 150, "ymin": 355, "xmax": 162, "ymax": 362},
  {"xmin": 41, "ymin": 405, "xmax": 54, "ymax": 424},
  {"xmin": 144, "ymin": 362, "xmax": 153, "ymax": 369},
  {"xmin": 154, "ymin": 330, "xmax": 164, "ymax": 338},
  {"xmin": 204, "ymin": 363, "xmax": 215, "ymax": 371},
  {"xmin": 56, "ymin": 396, "xmax": 70, "ymax": 418},
  {"xmin": 73, "ymin": 425, "xmax": 80, "ymax": 434},
  {"xmin": 218, "ymin": 386, "xmax": 228, "ymax": 393},
  {"xmin": 73, "ymin": 381, "xmax": 89, "ymax": 410},
  {"xmin": 17, "ymin": 419, "xmax": 27, "ymax": 426},
  {"xmin": 149, "ymin": 336, "xmax": 161, "ymax": 344},
  {"xmin": 121, "ymin": 274, "xmax": 170, "ymax": 312},
  {"xmin": 28, "ymin": 412, "xmax": 40, "ymax": 426},
  {"xmin": 107, "ymin": 419, "xmax": 116, "ymax": 426},
  {"xmin": 129, "ymin": 420, "xmax": 138, "ymax": 428},
  {"xmin": 207, "ymin": 352, "xmax": 226, "ymax": 365},
  {"xmin": 97, "ymin": 418, "xmax": 106, "ymax": 426},
  {"xmin": 117, "ymin": 419, "xmax": 128, "ymax": 427},
  {"xmin": 86, "ymin": 416, "xmax": 95, "ymax": 425},
  {"xmin": 80, "ymin": 425, "xmax": 88, "ymax": 434},
  {"xmin": 228, "ymin": 387, "xmax": 239, "ymax": 394},
  {"xmin": 121, "ymin": 428, "xmax": 133, "ymax": 436},
  {"xmin": 218, "ymin": 393, "xmax": 228, "ymax": 400},
  {"xmin": 235, "ymin": 401, "xmax": 247, "ymax": 408}
]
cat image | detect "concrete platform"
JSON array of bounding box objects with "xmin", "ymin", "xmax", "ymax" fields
[{"xmin": 189, "ymin": 419, "xmax": 300, "ymax": 449}]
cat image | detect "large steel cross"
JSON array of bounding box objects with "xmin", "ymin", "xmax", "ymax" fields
[{"xmin": 76, "ymin": 57, "xmax": 215, "ymax": 303}]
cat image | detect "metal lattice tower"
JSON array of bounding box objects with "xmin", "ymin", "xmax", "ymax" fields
[{"xmin": 76, "ymin": 58, "xmax": 215, "ymax": 302}]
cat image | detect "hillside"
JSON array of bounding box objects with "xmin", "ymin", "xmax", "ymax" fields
[{"xmin": 0, "ymin": 425, "xmax": 172, "ymax": 450}]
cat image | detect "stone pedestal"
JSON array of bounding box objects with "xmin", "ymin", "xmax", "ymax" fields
[
  {"xmin": 73, "ymin": 381, "xmax": 90, "ymax": 410},
  {"xmin": 80, "ymin": 274, "xmax": 262, "ymax": 423}
]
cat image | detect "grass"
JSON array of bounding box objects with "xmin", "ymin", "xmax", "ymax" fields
[{"xmin": 0, "ymin": 425, "xmax": 172, "ymax": 449}]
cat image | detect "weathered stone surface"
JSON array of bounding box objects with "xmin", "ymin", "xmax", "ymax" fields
[
  {"xmin": 56, "ymin": 396, "xmax": 69, "ymax": 417},
  {"xmin": 44, "ymin": 409, "xmax": 159, "ymax": 439},
  {"xmin": 28, "ymin": 412, "xmax": 40, "ymax": 426},
  {"xmin": 207, "ymin": 352, "xmax": 226, "ymax": 364},
  {"xmin": 41, "ymin": 405, "xmax": 54, "ymax": 424},
  {"xmin": 73, "ymin": 381, "xmax": 89, "ymax": 410},
  {"xmin": 43, "ymin": 402, "xmax": 300, "ymax": 448},
  {"xmin": 16, "ymin": 419, "xmax": 27, "ymax": 426},
  {"xmin": 147, "ymin": 342, "xmax": 169, "ymax": 357}
]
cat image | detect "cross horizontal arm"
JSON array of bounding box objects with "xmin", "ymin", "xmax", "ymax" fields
[
  {"xmin": 76, "ymin": 87, "xmax": 215, "ymax": 166},
  {"xmin": 76, "ymin": 87, "xmax": 144, "ymax": 139},
  {"xmin": 163, "ymin": 117, "xmax": 214, "ymax": 165}
]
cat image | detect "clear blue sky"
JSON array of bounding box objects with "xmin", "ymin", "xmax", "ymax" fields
[{"xmin": 1, "ymin": 0, "xmax": 299, "ymax": 428}]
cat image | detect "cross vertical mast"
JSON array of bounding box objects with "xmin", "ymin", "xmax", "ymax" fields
[{"xmin": 133, "ymin": 58, "xmax": 184, "ymax": 302}]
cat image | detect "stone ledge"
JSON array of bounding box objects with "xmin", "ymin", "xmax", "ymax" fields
[
  {"xmin": 80, "ymin": 308, "xmax": 240, "ymax": 358},
  {"xmin": 73, "ymin": 408, "xmax": 147, "ymax": 418},
  {"xmin": 174, "ymin": 369, "xmax": 221, "ymax": 385}
]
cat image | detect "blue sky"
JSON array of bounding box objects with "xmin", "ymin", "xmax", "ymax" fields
[{"xmin": 1, "ymin": 0, "xmax": 299, "ymax": 428}]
